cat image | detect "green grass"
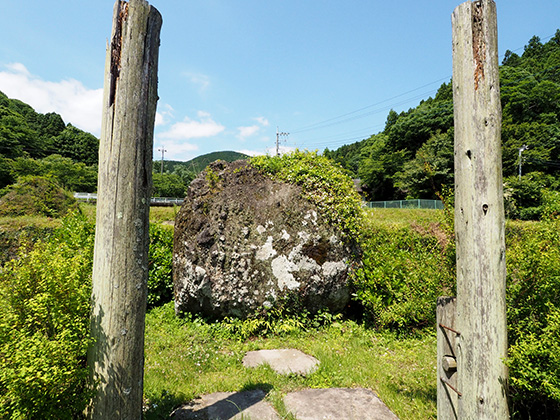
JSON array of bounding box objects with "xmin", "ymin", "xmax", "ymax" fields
[
  {"xmin": 149, "ymin": 205, "xmax": 178, "ymax": 223},
  {"xmin": 366, "ymin": 207, "xmax": 445, "ymax": 227},
  {"xmin": 0, "ymin": 215, "xmax": 62, "ymax": 230},
  {"xmin": 77, "ymin": 203, "xmax": 177, "ymax": 224},
  {"xmin": 143, "ymin": 303, "xmax": 437, "ymax": 420}
]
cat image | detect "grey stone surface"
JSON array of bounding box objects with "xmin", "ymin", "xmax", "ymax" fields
[
  {"xmin": 283, "ymin": 388, "xmax": 399, "ymax": 420},
  {"xmin": 173, "ymin": 160, "xmax": 353, "ymax": 319},
  {"xmin": 242, "ymin": 349, "xmax": 319, "ymax": 375},
  {"xmin": 170, "ymin": 389, "xmax": 281, "ymax": 420}
]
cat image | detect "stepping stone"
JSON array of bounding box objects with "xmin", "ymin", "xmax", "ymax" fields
[
  {"xmin": 283, "ymin": 388, "xmax": 399, "ymax": 420},
  {"xmin": 170, "ymin": 389, "xmax": 280, "ymax": 420},
  {"xmin": 242, "ymin": 348, "xmax": 319, "ymax": 375}
]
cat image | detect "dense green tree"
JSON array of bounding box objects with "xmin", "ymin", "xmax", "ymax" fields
[
  {"xmin": 358, "ymin": 134, "xmax": 408, "ymax": 200},
  {"xmin": 152, "ymin": 173, "xmax": 186, "ymax": 197},
  {"xmin": 52, "ymin": 125, "xmax": 99, "ymax": 166},
  {"xmin": 172, "ymin": 165, "xmax": 196, "ymax": 188},
  {"xmin": 11, "ymin": 155, "xmax": 97, "ymax": 193},
  {"xmin": 385, "ymin": 99, "xmax": 453, "ymax": 154},
  {"xmin": 394, "ymin": 131, "xmax": 454, "ymax": 199},
  {"xmin": 324, "ymin": 139, "xmax": 367, "ymax": 177},
  {"xmin": 324, "ymin": 31, "xmax": 560, "ymax": 210},
  {"xmin": 0, "ymin": 90, "xmax": 99, "ymax": 166},
  {"xmin": 0, "ymin": 154, "xmax": 14, "ymax": 189},
  {"xmin": 0, "ymin": 107, "xmax": 39, "ymax": 158}
]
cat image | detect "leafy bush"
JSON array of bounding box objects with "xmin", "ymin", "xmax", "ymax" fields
[
  {"xmin": 0, "ymin": 154, "xmax": 14, "ymax": 189},
  {"xmin": 148, "ymin": 223, "xmax": 174, "ymax": 309},
  {"xmin": 10, "ymin": 155, "xmax": 98, "ymax": 193},
  {"xmin": 503, "ymin": 172, "xmax": 560, "ymax": 220},
  {"xmin": 352, "ymin": 215, "xmax": 455, "ymax": 329},
  {"xmin": 0, "ymin": 210, "xmax": 177, "ymax": 418},
  {"xmin": 506, "ymin": 191, "xmax": 560, "ymax": 417},
  {"xmin": 0, "ymin": 175, "xmax": 77, "ymax": 217},
  {"xmin": 152, "ymin": 172, "xmax": 187, "ymax": 197},
  {"xmin": 250, "ymin": 150, "xmax": 365, "ymax": 242},
  {"xmin": 0, "ymin": 212, "xmax": 95, "ymax": 419},
  {"xmin": 213, "ymin": 291, "xmax": 343, "ymax": 341}
]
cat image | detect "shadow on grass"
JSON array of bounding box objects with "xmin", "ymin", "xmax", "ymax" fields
[
  {"xmin": 143, "ymin": 389, "xmax": 187, "ymax": 420},
  {"xmin": 386, "ymin": 381, "xmax": 437, "ymax": 405},
  {"xmin": 144, "ymin": 384, "xmax": 274, "ymax": 420}
]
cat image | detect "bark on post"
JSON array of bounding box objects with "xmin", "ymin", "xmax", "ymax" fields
[
  {"xmin": 452, "ymin": 0, "xmax": 509, "ymax": 418},
  {"xmin": 87, "ymin": 1, "xmax": 161, "ymax": 418}
]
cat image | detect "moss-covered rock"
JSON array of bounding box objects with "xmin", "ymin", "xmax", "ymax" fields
[{"xmin": 173, "ymin": 159, "xmax": 356, "ymax": 319}]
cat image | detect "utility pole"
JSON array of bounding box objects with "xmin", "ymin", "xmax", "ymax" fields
[
  {"xmin": 87, "ymin": 1, "xmax": 161, "ymax": 418},
  {"xmin": 276, "ymin": 127, "xmax": 289, "ymax": 156},
  {"xmin": 158, "ymin": 146, "xmax": 167, "ymax": 174},
  {"xmin": 443, "ymin": 1, "xmax": 509, "ymax": 418},
  {"xmin": 518, "ymin": 144, "xmax": 528, "ymax": 180}
]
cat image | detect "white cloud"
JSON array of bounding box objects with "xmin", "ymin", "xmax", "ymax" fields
[
  {"xmin": 265, "ymin": 145, "xmax": 296, "ymax": 156},
  {"xmin": 255, "ymin": 116, "xmax": 269, "ymax": 127},
  {"xmin": 236, "ymin": 116, "xmax": 270, "ymax": 141},
  {"xmin": 160, "ymin": 141, "xmax": 199, "ymax": 155},
  {"xmin": 236, "ymin": 149, "xmax": 265, "ymax": 157},
  {"xmin": 184, "ymin": 72, "xmax": 210, "ymax": 92},
  {"xmin": 155, "ymin": 103, "xmax": 174, "ymax": 127},
  {"xmin": 159, "ymin": 111, "xmax": 225, "ymax": 140},
  {"xmin": 0, "ymin": 63, "xmax": 102, "ymax": 135},
  {"xmin": 237, "ymin": 125, "xmax": 260, "ymax": 140}
]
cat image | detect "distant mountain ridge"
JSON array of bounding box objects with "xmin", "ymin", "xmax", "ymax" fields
[{"xmin": 163, "ymin": 151, "xmax": 249, "ymax": 174}]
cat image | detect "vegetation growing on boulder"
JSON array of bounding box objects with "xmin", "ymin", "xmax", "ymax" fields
[{"xmin": 250, "ymin": 150, "xmax": 365, "ymax": 244}]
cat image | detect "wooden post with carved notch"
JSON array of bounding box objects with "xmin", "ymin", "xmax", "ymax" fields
[
  {"xmin": 437, "ymin": 297, "xmax": 458, "ymax": 419},
  {"xmin": 451, "ymin": 0, "xmax": 509, "ymax": 418},
  {"xmin": 87, "ymin": 0, "xmax": 161, "ymax": 418}
]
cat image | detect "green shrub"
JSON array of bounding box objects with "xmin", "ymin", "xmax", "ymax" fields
[
  {"xmin": 0, "ymin": 175, "xmax": 77, "ymax": 217},
  {"xmin": 250, "ymin": 150, "xmax": 365, "ymax": 243},
  {"xmin": 0, "ymin": 212, "xmax": 94, "ymax": 419},
  {"xmin": 506, "ymin": 191, "xmax": 560, "ymax": 417},
  {"xmin": 148, "ymin": 223, "xmax": 174, "ymax": 309},
  {"xmin": 152, "ymin": 172, "xmax": 187, "ymax": 197},
  {"xmin": 503, "ymin": 172, "xmax": 560, "ymax": 220},
  {"xmin": 352, "ymin": 216, "xmax": 455, "ymax": 329},
  {"xmin": 0, "ymin": 211, "xmax": 177, "ymax": 418}
]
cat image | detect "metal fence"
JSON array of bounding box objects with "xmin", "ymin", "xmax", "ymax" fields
[
  {"xmin": 365, "ymin": 199, "xmax": 444, "ymax": 210},
  {"xmin": 74, "ymin": 193, "xmax": 183, "ymax": 206}
]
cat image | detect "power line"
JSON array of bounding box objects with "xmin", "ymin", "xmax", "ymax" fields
[
  {"xmin": 287, "ymin": 31, "xmax": 560, "ymax": 151},
  {"xmin": 290, "ymin": 76, "xmax": 451, "ymax": 135}
]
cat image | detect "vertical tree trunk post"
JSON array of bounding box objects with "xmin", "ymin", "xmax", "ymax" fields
[
  {"xmin": 437, "ymin": 297, "xmax": 458, "ymax": 420},
  {"xmin": 452, "ymin": 0, "xmax": 509, "ymax": 418},
  {"xmin": 87, "ymin": 1, "xmax": 161, "ymax": 418}
]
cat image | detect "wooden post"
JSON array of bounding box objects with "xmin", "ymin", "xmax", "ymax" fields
[
  {"xmin": 452, "ymin": 1, "xmax": 509, "ymax": 418},
  {"xmin": 437, "ymin": 297, "xmax": 458, "ymax": 420},
  {"xmin": 87, "ymin": 1, "xmax": 161, "ymax": 418}
]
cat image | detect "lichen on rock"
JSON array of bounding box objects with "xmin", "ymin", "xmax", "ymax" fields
[{"xmin": 173, "ymin": 159, "xmax": 355, "ymax": 319}]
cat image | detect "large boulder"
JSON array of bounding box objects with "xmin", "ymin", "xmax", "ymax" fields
[{"xmin": 173, "ymin": 160, "xmax": 353, "ymax": 318}]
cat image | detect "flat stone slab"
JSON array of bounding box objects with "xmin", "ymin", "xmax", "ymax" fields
[
  {"xmin": 170, "ymin": 389, "xmax": 280, "ymax": 420},
  {"xmin": 242, "ymin": 349, "xmax": 319, "ymax": 375},
  {"xmin": 283, "ymin": 388, "xmax": 399, "ymax": 420}
]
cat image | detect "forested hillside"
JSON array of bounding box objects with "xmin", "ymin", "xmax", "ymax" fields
[
  {"xmin": 0, "ymin": 91, "xmax": 99, "ymax": 191},
  {"xmin": 0, "ymin": 90, "xmax": 249, "ymax": 197},
  {"xmin": 162, "ymin": 151, "xmax": 249, "ymax": 174},
  {"xmin": 325, "ymin": 30, "xmax": 560, "ymax": 218}
]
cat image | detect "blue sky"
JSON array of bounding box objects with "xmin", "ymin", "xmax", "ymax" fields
[{"xmin": 0, "ymin": 1, "xmax": 558, "ymax": 162}]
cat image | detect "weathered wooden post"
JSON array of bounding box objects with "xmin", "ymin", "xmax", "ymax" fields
[
  {"xmin": 87, "ymin": 0, "xmax": 161, "ymax": 418},
  {"xmin": 437, "ymin": 297, "xmax": 458, "ymax": 419},
  {"xmin": 450, "ymin": 0, "xmax": 509, "ymax": 418}
]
